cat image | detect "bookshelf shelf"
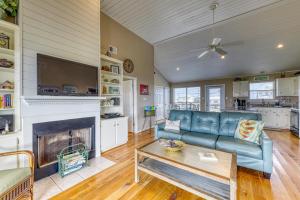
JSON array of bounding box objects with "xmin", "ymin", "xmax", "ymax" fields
[
  {"xmin": 100, "ymin": 55, "xmax": 124, "ymax": 115},
  {"xmin": 0, "ymin": 67, "xmax": 14, "ymax": 73},
  {"xmin": 101, "ymin": 82, "xmax": 121, "ymax": 86},
  {"xmin": 0, "ymin": 108, "xmax": 14, "ymax": 111},
  {"xmin": 101, "ymin": 94, "xmax": 121, "ymax": 96},
  {"xmin": 101, "ymin": 105, "xmax": 120, "ymax": 108},
  {"xmin": 101, "ymin": 70, "xmax": 121, "ymax": 77},
  {"xmin": 0, "ymin": 89, "xmax": 14, "ymax": 92},
  {"xmin": 0, "ymin": 20, "xmax": 21, "ymax": 134},
  {"xmin": 0, "ymin": 47, "xmax": 14, "ymax": 56}
]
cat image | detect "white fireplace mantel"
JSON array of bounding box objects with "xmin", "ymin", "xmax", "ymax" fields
[
  {"xmin": 22, "ymin": 96, "xmax": 106, "ymax": 105},
  {"xmin": 20, "ymin": 95, "xmax": 102, "ymax": 157}
]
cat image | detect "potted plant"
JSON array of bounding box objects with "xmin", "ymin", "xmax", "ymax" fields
[{"xmin": 0, "ymin": 0, "xmax": 19, "ymax": 24}]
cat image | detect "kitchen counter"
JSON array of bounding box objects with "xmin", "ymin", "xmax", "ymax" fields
[
  {"xmin": 250, "ymin": 107, "xmax": 291, "ymax": 129},
  {"xmin": 224, "ymin": 107, "xmax": 292, "ymax": 130},
  {"xmin": 222, "ymin": 109, "xmax": 259, "ymax": 113}
]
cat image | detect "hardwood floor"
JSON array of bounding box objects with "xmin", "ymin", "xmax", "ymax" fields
[{"xmin": 51, "ymin": 130, "xmax": 300, "ymax": 200}]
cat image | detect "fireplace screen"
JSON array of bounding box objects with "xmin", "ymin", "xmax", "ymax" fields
[{"xmin": 37, "ymin": 128, "xmax": 92, "ymax": 168}]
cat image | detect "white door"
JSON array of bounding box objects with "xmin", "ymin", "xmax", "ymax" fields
[
  {"xmin": 205, "ymin": 85, "xmax": 225, "ymax": 112},
  {"xmin": 116, "ymin": 117, "xmax": 128, "ymax": 145},
  {"xmin": 100, "ymin": 120, "xmax": 116, "ymax": 151},
  {"xmin": 164, "ymin": 87, "xmax": 170, "ymax": 118},
  {"xmin": 155, "ymin": 87, "xmax": 164, "ymax": 121},
  {"xmin": 123, "ymin": 80, "xmax": 134, "ymax": 132}
]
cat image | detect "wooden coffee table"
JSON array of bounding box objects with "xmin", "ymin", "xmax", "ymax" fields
[{"xmin": 135, "ymin": 140, "xmax": 237, "ymax": 200}]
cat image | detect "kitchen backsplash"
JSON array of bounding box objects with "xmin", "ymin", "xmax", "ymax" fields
[{"xmin": 240, "ymin": 96, "xmax": 298, "ymax": 108}]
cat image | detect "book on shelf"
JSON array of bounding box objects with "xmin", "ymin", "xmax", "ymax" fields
[
  {"xmin": 0, "ymin": 94, "xmax": 13, "ymax": 109},
  {"xmin": 198, "ymin": 152, "xmax": 218, "ymax": 162}
]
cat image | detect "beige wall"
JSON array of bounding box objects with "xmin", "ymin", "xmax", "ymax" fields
[
  {"xmin": 171, "ymin": 71, "xmax": 299, "ymax": 111},
  {"xmin": 154, "ymin": 68, "xmax": 170, "ymax": 88},
  {"xmin": 101, "ymin": 12, "xmax": 154, "ymax": 132}
]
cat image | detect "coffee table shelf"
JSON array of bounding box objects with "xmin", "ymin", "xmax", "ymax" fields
[{"xmin": 135, "ymin": 140, "xmax": 237, "ymax": 200}]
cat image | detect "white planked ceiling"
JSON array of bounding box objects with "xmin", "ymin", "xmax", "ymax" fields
[
  {"xmin": 101, "ymin": 0, "xmax": 300, "ymax": 83},
  {"xmin": 101, "ymin": 0, "xmax": 281, "ymax": 44},
  {"xmin": 154, "ymin": 0, "xmax": 300, "ymax": 82}
]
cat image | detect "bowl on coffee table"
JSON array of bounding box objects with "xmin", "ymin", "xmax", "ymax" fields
[{"xmin": 158, "ymin": 139, "xmax": 185, "ymax": 152}]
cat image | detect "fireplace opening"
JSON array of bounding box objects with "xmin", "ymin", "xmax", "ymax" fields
[
  {"xmin": 37, "ymin": 128, "xmax": 92, "ymax": 168},
  {"xmin": 33, "ymin": 117, "xmax": 95, "ymax": 180}
]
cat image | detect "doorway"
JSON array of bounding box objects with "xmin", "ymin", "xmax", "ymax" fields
[
  {"xmin": 123, "ymin": 76, "xmax": 138, "ymax": 133},
  {"xmin": 205, "ymin": 85, "xmax": 225, "ymax": 112},
  {"xmin": 155, "ymin": 86, "xmax": 164, "ymax": 121},
  {"xmin": 164, "ymin": 87, "xmax": 170, "ymax": 118}
]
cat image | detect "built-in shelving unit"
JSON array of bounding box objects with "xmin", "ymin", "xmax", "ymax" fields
[
  {"xmin": 0, "ymin": 20, "xmax": 21, "ymax": 135},
  {"xmin": 100, "ymin": 55, "xmax": 124, "ymax": 114}
]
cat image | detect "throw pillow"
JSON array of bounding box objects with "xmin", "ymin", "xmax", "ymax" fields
[
  {"xmin": 234, "ymin": 119, "xmax": 264, "ymax": 144},
  {"xmin": 164, "ymin": 120, "xmax": 180, "ymax": 133}
]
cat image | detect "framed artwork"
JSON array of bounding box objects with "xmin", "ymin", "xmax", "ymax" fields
[
  {"xmin": 110, "ymin": 65, "xmax": 119, "ymax": 74},
  {"xmin": 140, "ymin": 84, "xmax": 149, "ymax": 95}
]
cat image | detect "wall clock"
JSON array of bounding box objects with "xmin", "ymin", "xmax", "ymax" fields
[{"xmin": 123, "ymin": 59, "xmax": 134, "ymax": 73}]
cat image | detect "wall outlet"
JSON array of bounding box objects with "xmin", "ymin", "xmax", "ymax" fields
[{"xmin": 108, "ymin": 45, "xmax": 118, "ymax": 55}]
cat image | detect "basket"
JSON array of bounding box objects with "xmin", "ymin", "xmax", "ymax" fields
[{"xmin": 57, "ymin": 143, "xmax": 89, "ymax": 177}]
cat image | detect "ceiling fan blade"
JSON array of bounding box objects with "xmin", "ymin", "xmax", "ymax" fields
[
  {"xmin": 189, "ymin": 47, "xmax": 208, "ymax": 53},
  {"xmin": 222, "ymin": 40, "xmax": 244, "ymax": 47},
  {"xmin": 215, "ymin": 48, "xmax": 227, "ymax": 56},
  {"xmin": 198, "ymin": 50, "xmax": 209, "ymax": 59},
  {"xmin": 212, "ymin": 38, "xmax": 222, "ymax": 46}
]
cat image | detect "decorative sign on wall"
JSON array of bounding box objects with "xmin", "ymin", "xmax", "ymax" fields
[
  {"xmin": 140, "ymin": 84, "xmax": 149, "ymax": 95},
  {"xmin": 253, "ymin": 75, "xmax": 269, "ymax": 81}
]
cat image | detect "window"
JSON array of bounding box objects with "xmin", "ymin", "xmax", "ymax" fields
[
  {"xmin": 173, "ymin": 87, "xmax": 200, "ymax": 110},
  {"xmin": 250, "ymin": 81, "xmax": 274, "ymax": 99},
  {"xmin": 174, "ymin": 88, "xmax": 187, "ymax": 110},
  {"xmin": 187, "ymin": 87, "xmax": 201, "ymax": 109}
]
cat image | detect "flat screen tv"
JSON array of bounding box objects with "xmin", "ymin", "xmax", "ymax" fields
[{"xmin": 37, "ymin": 54, "xmax": 98, "ymax": 96}]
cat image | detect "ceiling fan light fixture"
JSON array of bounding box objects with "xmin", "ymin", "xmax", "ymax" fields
[
  {"xmin": 210, "ymin": 2, "xmax": 219, "ymax": 11},
  {"xmin": 276, "ymin": 43, "xmax": 284, "ymax": 49}
]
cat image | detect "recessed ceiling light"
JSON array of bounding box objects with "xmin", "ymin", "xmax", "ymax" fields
[
  {"xmin": 221, "ymin": 55, "xmax": 226, "ymax": 59},
  {"xmin": 276, "ymin": 43, "xmax": 284, "ymax": 49},
  {"xmin": 176, "ymin": 67, "xmax": 180, "ymax": 71}
]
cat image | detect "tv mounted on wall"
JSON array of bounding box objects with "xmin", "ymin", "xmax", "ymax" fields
[{"xmin": 37, "ymin": 54, "xmax": 98, "ymax": 96}]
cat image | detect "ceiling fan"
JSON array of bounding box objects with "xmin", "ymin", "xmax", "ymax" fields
[{"xmin": 194, "ymin": 2, "xmax": 242, "ymax": 59}]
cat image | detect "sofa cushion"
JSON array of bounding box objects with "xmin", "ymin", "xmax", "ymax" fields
[
  {"xmin": 219, "ymin": 112, "xmax": 262, "ymax": 136},
  {"xmin": 156, "ymin": 129, "xmax": 185, "ymax": 140},
  {"xmin": 165, "ymin": 120, "xmax": 180, "ymax": 132},
  {"xmin": 191, "ymin": 111, "xmax": 220, "ymax": 135},
  {"xmin": 234, "ymin": 119, "xmax": 264, "ymax": 144},
  {"xmin": 216, "ymin": 136, "xmax": 262, "ymax": 160},
  {"xmin": 181, "ymin": 132, "xmax": 219, "ymax": 148},
  {"xmin": 168, "ymin": 110, "xmax": 192, "ymax": 131},
  {"xmin": 0, "ymin": 167, "xmax": 31, "ymax": 194}
]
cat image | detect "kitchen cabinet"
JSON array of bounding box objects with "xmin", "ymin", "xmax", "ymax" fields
[
  {"xmin": 253, "ymin": 107, "xmax": 290, "ymax": 129},
  {"xmin": 233, "ymin": 81, "xmax": 249, "ymax": 97},
  {"xmin": 276, "ymin": 77, "xmax": 298, "ymax": 96},
  {"xmin": 100, "ymin": 117, "xmax": 128, "ymax": 152}
]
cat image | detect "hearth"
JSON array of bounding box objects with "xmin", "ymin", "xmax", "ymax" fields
[{"xmin": 33, "ymin": 117, "xmax": 95, "ymax": 180}]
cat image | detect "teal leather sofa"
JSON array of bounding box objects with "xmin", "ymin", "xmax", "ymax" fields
[{"xmin": 155, "ymin": 110, "xmax": 273, "ymax": 178}]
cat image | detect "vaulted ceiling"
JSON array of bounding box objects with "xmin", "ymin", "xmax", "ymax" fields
[
  {"xmin": 101, "ymin": 0, "xmax": 300, "ymax": 83},
  {"xmin": 101, "ymin": 0, "xmax": 281, "ymax": 44}
]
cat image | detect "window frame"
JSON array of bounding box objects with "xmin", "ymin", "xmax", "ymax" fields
[
  {"xmin": 173, "ymin": 87, "xmax": 201, "ymax": 110},
  {"xmin": 249, "ymin": 81, "xmax": 275, "ymax": 100}
]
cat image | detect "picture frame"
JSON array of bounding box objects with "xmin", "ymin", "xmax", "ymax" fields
[
  {"xmin": 110, "ymin": 65, "xmax": 119, "ymax": 74},
  {"xmin": 140, "ymin": 84, "xmax": 149, "ymax": 95}
]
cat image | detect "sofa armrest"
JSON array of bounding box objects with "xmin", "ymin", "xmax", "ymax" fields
[
  {"xmin": 260, "ymin": 131, "xmax": 273, "ymax": 174},
  {"xmin": 155, "ymin": 122, "xmax": 165, "ymax": 139}
]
